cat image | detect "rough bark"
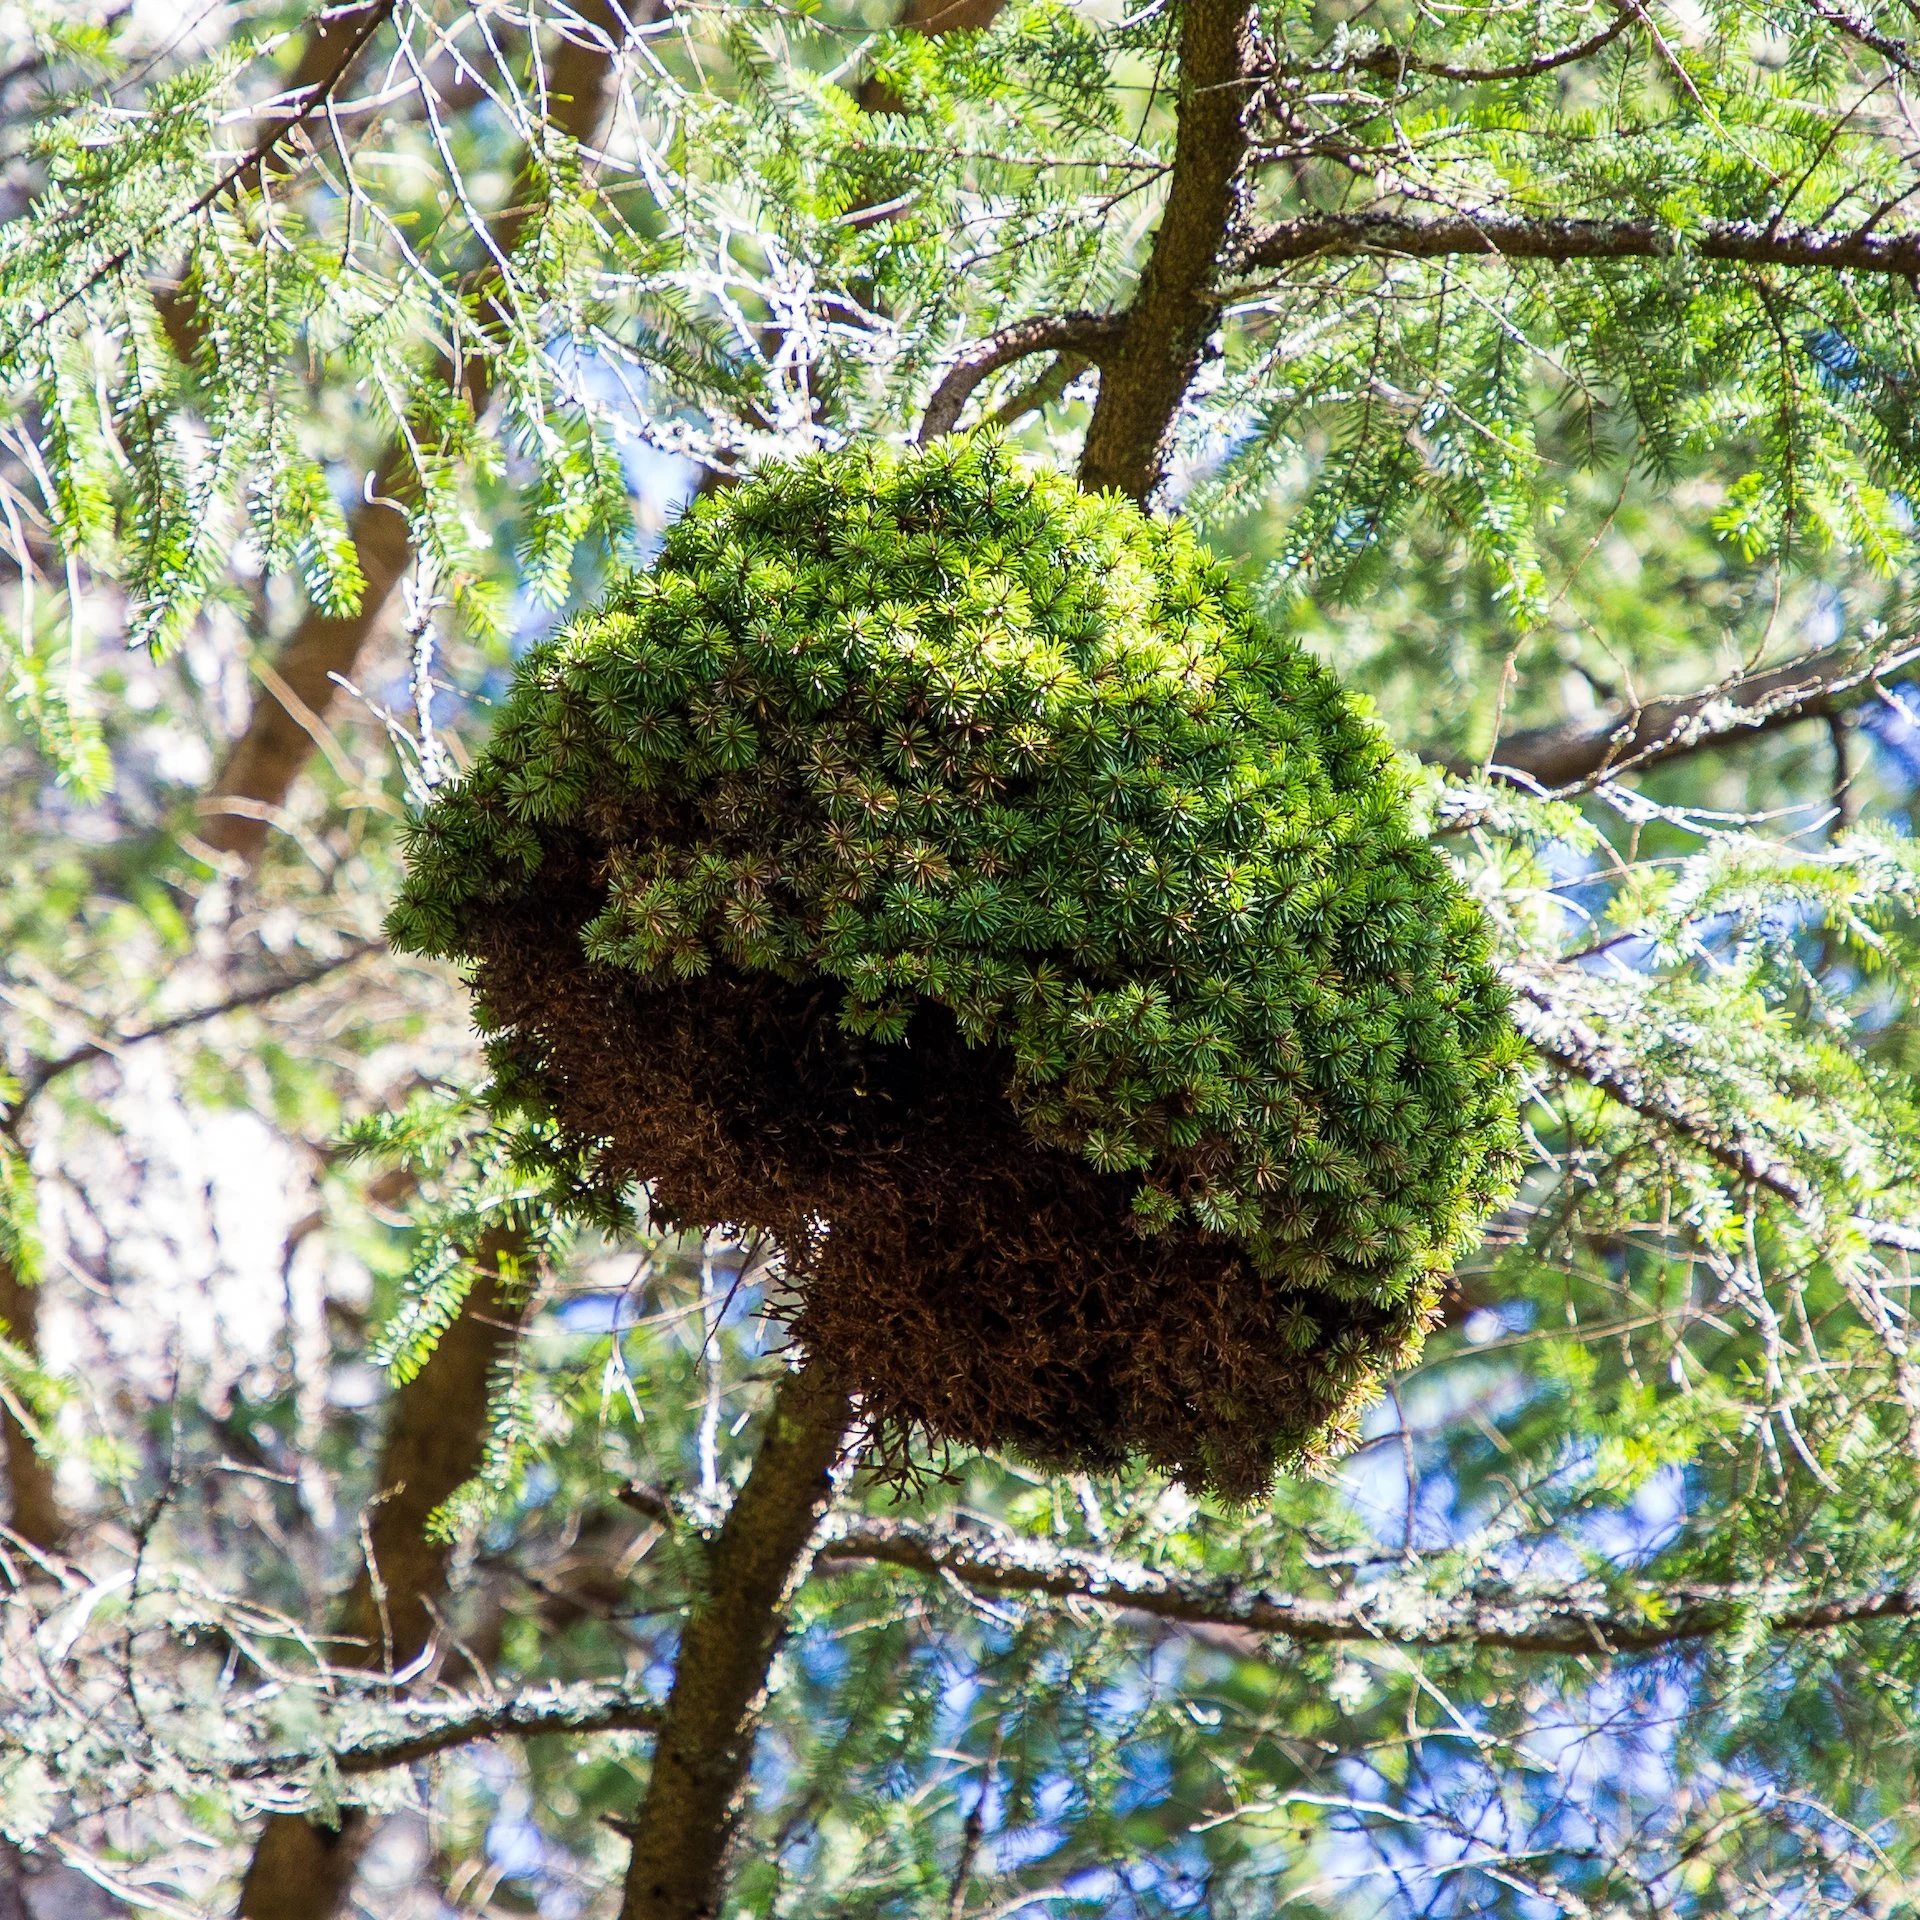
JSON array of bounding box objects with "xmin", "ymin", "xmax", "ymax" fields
[
  {"xmin": 0, "ymin": 1255, "xmax": 63, "ymax": 1554},
  {"xmin": 1076, "ymin": 0, "xmax": 1259, "ymax": 502},
  {"xmin": 811, "ymin": 1513, "xmax": 1920, "ymax": 1656},
  {"xmin": 1233, "ymin": 205, "xmax": 1920, "ymax": 281},
  {"xmin": 236, "ymin": 1241, "xmax": 530, "ymax": 1920},
  {"xmin": 201, "ymin": 0, "xmax": 644, "ymax": 865},
  {"xmin": 1463, "ymin": 636, "xmax": 1920, "ymax": 790},
  {"xmin": 617, "ymin": 1364, "xmax": 855, "ymax": 1920}
]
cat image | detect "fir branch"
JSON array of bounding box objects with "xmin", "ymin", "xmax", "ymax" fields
[
  {"xmin": 201, "ymin": 0, "xmax": 649, "ymax": 868},
  {"xmin": 1503, "ymin": 961, "xmax": 1920, "ymax": 1252},
  {"xmin": 0, "ymin": 0, "xmax": 398, "ymax": 366},
  {"xmin": 816, "ymin": 1513, "xmax": 1920, "ymax": 1654}
]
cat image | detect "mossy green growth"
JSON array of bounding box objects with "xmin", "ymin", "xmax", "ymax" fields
[{"xmin": 391, "ymin": 437, "xmax": 1522, "ymax": 1435}]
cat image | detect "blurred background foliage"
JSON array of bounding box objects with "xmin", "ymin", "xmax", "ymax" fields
[{"xmin": 6, "ymin": 1, "xmax": 1920, "ymax": 1917}]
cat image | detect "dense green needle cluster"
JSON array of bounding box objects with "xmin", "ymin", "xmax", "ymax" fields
[{"xmin": 391, "ymin": 438, "xmax": 1522, "ymax": 1484}]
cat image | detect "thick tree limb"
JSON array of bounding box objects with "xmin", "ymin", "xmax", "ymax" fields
[
  {"xmin": 1464, "ymin": 637, "xmax": 1920, "ymax": 791},
  {"xmin": 237, "ymin": 1237, "xmax": 533, "ymax": 1920},
  {"xmin": 817, "ymin": 1513, "xmax": 1920, "ymax": 1654},
  {"xmin": 1233, "ymin": 206, "xmax": 1920, "ymax": 280},
  {"xmin": 201, "ymin": 0, "xmax": 646, "ymax": 866},
  {"xmin": 916, "ymin": 313, "xmax": 1124, "ymax": 442},
  {"xmin": 1078, "ymin": 0, "xmax": 1261, "ymax": 501},
  {"xmin": 617, "ymin": 1363, "xmax": 855, "ymax": 1920}
]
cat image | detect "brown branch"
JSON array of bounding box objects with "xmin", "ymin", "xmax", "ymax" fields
[
  {"xmin": 201, "ymin": 0, "xmax": 648, "ymax": 867},
  {"xmin": 617, "ymin": 1362, "xmax": 855, "ymax": 1920},
  {"xmin": 818, "ymin": 1514, "xmax": 1920, "ymax": 1654},
  {"xmin": 238, "ymin": 1233, "xmax": 535, "ymax": 1920},
  {"xmin": 1464, "ymin": 638, "xmax": 1920, "ymax": 791},
  {"xmin": 1233, "ymin": 206, "xmax": 1920, "ymax": 279},
  {"xmin": 1796, "ymin": 0, "xmax": 1920, "ymax": 78},
  {"xmin": 916, "ymin": 313, "xmax": 1124, "ymax": 442},
  {"xmin": 1331, "ymin": 8, "xmax": 1635, "ymax": 84},
  {"xmin": 1078, "ymin": 0, "xmax": 1261, "ymax": 501},
  {"xmin": 0, "ymin": 1257, "xmax": 63, "ymax": 1556}
]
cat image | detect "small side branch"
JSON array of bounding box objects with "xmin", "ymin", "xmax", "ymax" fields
[
  {"xmin": 236, "ymin": 1680, "xmax": 663, "ymax": 1781},
  {"xmin": 1504, "ymin": 963, "xmax": 1920, "ymax": 1252},
  {"xmin": 5, "ymin": 942, "xmax": 382, "ymax": 1132},
  {"xmin": 1328, "ymin": 7, "xmax": 1634, "ymax": 84},
  {"xmin": 916, "ymin": 314, "xmax": 1124, "ymax": 444}
]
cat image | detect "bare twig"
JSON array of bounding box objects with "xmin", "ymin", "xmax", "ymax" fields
[{"xmin": 5, "ymin": 943, "xmax": 382, "ymax": 1131}]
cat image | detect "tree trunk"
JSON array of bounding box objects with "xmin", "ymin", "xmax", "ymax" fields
[
  {"xmin": 236, "ymin": 1245, "xmax": 529, "ymax": 1920},
  {"xmin": 1076, "ymin": 0, "xmax": 1258, "ymax": 503},
  {"xmin": 0, "ymin": 1254, "xmax": 65, "ymax": 1555},
  {"xmin": 617, "ymin": 1364, "xmax": 855, "ymax": 1920}
]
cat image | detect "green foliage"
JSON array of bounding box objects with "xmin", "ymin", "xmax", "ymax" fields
[{"xmin": 393, "ymin": 437, "xmax": 1522, "ymax": 1343}]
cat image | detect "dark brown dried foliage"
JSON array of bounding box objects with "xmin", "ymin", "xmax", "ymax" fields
[{"xmin": 473, "ymin": 840, "xmax": 1390, "ymax": 1499}]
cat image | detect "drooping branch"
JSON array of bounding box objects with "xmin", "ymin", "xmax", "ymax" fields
[
  {"xmin": 817, "ymin": 1514, "xmax": 1920, "ymax": 1654},
  {"xmin": 0, "ymin": 1, "xmax": 399, "ymax": 361},
  {"xmin": 1503, "ymin": 963, "xmax": 1920, "ymax": 1252},
  {"xmin": 1077, "ymin": 0, "xmax": 1261, "ymax": 501},
  {"xmin": 1463, "ymin": 637, "xmax": 1920, "ymax": 791},
  {"xmin": 200, "ymin": 0, "xmax": 649, "ymax": 867},
  {"xmin": 617, "ymin": 1362, "xmax": 855, "ymax": 1920},
  {"xmin": 1233, "ymin": 206, "xmax": 1920, "ymax": 280},
  {"xmin": 916, "ymin": 313, "xmax": 1124, "ymax": 443}
]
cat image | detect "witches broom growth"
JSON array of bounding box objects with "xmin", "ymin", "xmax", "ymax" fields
[{"xmin": 388, "ymin": 438, "xmax": 1523, "ymax": 1498}]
